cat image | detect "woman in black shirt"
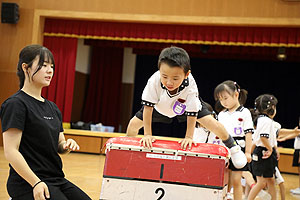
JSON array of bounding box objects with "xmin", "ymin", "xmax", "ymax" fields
[{"xmin": 0, "ymin": 45, "xmax": 91, "ymax": 200}]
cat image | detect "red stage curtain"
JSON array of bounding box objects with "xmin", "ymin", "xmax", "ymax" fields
[
  {"xmin": 82, "ymin": 47, "xmax": 123, "ymax": 130},
  {"xmin": 42, "ymin": 36, "xmax": 78, "ymax": 122},
  {"xmin": 44, "ymin": 18, "xmax": 300, "ymax": 47}
]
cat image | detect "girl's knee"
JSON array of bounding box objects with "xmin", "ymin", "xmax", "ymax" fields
[{"xmin": 126, "ymin": 117, "xmax": 143, "ymax": 135}]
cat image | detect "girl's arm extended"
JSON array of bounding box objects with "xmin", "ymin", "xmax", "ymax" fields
[
  {"xmin": 277, "ymin": 127, "xmax": 300, "ymax": 141},
  {"xmin": 140, "ymin": 106, "xmax": 155, "ymax": 148},
  {"xmin": 245, "ymin": 133, "xmax": 253, "ymax": 162},
  {"xmin": 179, "ymin": 116, "xmax": 196, "ymax": 150}
]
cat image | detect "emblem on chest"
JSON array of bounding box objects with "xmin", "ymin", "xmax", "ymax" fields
[
  {"xmin": 173, "ymin": 98, "xmax": 186, "ymax": 115},
  {"xmin": 234, "ymin": 118, "xmax": 243, "ymax": 135}
]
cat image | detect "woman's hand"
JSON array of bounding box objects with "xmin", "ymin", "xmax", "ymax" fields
[
  {"xmin": 63, "ymin": 139, "xmax": 80, "ymax": 151},
  {"xmin": 140, "ymin": 135, "xmax": 156, "ymax": 148},
  {"xmin": 33, "ymin": 181, "xmax": 50, "ymax": 200},
  {"xmin": 178, "ymin": 137, "xmax": 196, "ymax": 150}
]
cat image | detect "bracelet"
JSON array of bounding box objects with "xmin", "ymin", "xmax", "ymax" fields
[{"xmin": 32, "ymin": 180, "xmax": 43, "ymax": 190}]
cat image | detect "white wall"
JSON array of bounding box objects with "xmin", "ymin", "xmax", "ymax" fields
[
  {"xmin": 122, "ymin": 48, "xmax": 136, "ymax": 84},
  {"xmin": 75, "ymin": 42, "xmax": 136, "ymax": 82},
  {"xmin": 75, "ymin": 39, "xmax": 91, "ymax": 74}
]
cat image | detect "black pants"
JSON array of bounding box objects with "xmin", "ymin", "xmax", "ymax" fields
[{"xmin": 12, "ymin": 181, "xmax": 91, "ymax": 200}]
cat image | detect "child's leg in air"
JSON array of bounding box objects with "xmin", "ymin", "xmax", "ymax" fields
[
  {"xmin": 197, "ymin": 115, "xmax": 247, "ymax": 168},
  {"xmin": 126, "ymin": 116, "xmax": 143, "ymax": 136}
]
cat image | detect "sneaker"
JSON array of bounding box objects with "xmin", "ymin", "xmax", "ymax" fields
[
  {"xmin": 225, "ymin": 193, "xmax": 233, "ymax": 200},
  {"xmin": 291, "ymin": 187, "xmax": 300, "ymax": 195},
  {"xmin": 258, "ymin": 189, "xmax": 271, "ymax": 200},
  {"xmin": 229, "ymin": 145, "xmax": 247, "ymax": 169}
]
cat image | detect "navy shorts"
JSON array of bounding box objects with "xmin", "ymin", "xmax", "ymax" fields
[
  {"xmin": 252, "ymin": 146, "xmax": 277, "ymax": 178},
  {"xmin": 292, "ymin": 149, "xmax": 300, "ymax": 167}
]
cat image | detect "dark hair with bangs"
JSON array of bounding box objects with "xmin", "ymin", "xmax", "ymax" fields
[
  {"xmin": 158, "ymin": 46, "xmax": 191, "ymax": 74},
  {"xmin": 214, "ymin": 80, "xmax": 248, "ymax": 106},
  {"xmin": 17, "ymin": 44, "xmax": 55, "ymax": 89}
]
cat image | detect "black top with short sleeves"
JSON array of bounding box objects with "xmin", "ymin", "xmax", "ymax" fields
[{"xmin": 0, "ymin": 90, "xmax": 67, "ymax": 197}]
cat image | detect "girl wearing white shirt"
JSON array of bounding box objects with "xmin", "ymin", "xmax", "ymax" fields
[
  {"xmin": 193, "ymin": 102, "xmax": 224, "ymax": 146},
  {"xmin": 248, "ymin": 94, "xmax": 278, "ymax": 200},
  {"xmin": 214, "ymin": 80, "xmax": 254, "ymax": 200}
]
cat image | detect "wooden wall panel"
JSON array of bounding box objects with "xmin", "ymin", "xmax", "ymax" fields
[
  {"xmin": 64, "ymin": 135, "xmax": 102, "ymax": 154},
  {"xmin": 0, "ymin": 72, "xmax": 19, "ymax": 104},
  {"xmin": 278, "ymin": 154, "xmax": 299, "ymax": 174},
  {"xmin": 1, "ymin": 0, "xmax": 300, "ymax": 148},
  {"xmin": 34, "ymin": 0, "xmax": 300, "ymax": 19},
  {"xmin": 0, "ymin": 0, "xmax": 35, "ymax": 72},
  {"xmin": 0, "ymin": 72, "xmax": 20, "ymax": 147}
]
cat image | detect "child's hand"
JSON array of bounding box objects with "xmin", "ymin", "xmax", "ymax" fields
[
  {"xmin": 245, "ymin": 152, "xmax": 252, "ymax": 163},
  {"xmin": 277, "ymin": 135, "xmax": 286, "ymax": 142},
  {"xmin": 262, "ymin": 150, "xmax": 272, "ymax": 159},
  {"xmin": 140, "ymin": 135, "xmax": 156, "ymax": 148},
  {"xmin": 276, "ymin": 150, "xmax": 280, "ymax": 160},
  {"xmin": 294, "ymin": 126, "xmax": 300, "ymax": 136},
  {"xmin": 178, "ymin": 137, "xmax": 196, "ymax": 150},
  {"xmin": 63, "ymin": 139, "xmax": 80, "ymax": 151}
]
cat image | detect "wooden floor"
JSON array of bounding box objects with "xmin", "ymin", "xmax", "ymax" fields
[
  {"xmin": 1, "ymin": 147, "xmax": 300, "ymax": 200},
  {"xmin": 0, "ymin": 147, "xmax": 105, "ymax": 199}
]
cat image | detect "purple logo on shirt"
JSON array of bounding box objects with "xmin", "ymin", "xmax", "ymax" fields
[
  {"xmin": 173, "ymin": 99, "xmax": 186, "ymax": 115},
  {"xmin": 234, "ymin": 127, "xmax": 243, "ymax": 135}
]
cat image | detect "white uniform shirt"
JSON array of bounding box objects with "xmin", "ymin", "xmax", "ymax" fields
[
  {"xmin": 253, "ymin": 115, "xmax": 277, "ymax": 148},
  {"xmin": 141, "ymin": 71, "xmax": 201, "ymax": 118},
  {"xmin": 273, "ymin": 121, "xmax": 281, "ymax": 147},
  {"xmin": 193, "ymin": 127, "xmax": 224, "ymax": 146},
  {"xmin": 218, "ymin": 106, "xmax": 254, "ymax": 148},
  {"xmin": 294, "ymin": 134, "xmax": 300, "ymax": 149}
]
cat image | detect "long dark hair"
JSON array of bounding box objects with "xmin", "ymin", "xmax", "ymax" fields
[{"xmin": 17, "ymin": 44, "xmax": 55, "ymax": 89}]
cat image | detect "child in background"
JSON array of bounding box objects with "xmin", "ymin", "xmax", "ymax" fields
[
  {"xmin": 126, "ymin": 46, "xmax": 246, "ymax": 169},
  {"xmin": 248, "ymin": 94, "xmax": 278, "ymax": 200},
  {"xmin": 276, "ymin": 118, "xmax": 300, "ymax": 195},
  {"xmin": 214, "ymin": 80, "xmax": 253, "ymax": 200},
  {"xmin": 273, "ymin": 121, "xmax": 285, "ymax": 200},
  {"xmin": 251, "ymin": 110, "xmax": 298, "ymax": 200},
  {"xmin": 289, "ymin": 131, "xmax": 300, "ymax": 195},
  {"xmin": 193, "ymin": 102, "xmax": 223, "ymax": 145}
]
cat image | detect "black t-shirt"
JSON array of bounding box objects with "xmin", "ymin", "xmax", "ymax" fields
[{"xmin": 0, "ymin": 90, "xmax": 67, "ymax": 197}]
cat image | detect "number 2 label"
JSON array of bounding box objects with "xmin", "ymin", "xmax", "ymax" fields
[{"xmin": 155, "ymin": 188, "xmax": 165, "ymax": 200}]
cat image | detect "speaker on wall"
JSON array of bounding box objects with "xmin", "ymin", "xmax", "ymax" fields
[{"xmin": 1, "ymin": 2, "xmax": 19, "ymax": 24}]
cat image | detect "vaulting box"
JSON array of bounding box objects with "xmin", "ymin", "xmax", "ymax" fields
[{"xmin": 100, "ymin": 137, "xmax": 229, "ymax": 200}]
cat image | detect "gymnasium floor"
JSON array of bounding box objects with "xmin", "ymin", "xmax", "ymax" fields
[{"xmin": 1, "ymin": 147, "xmax": 300, "ymax": 200}]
